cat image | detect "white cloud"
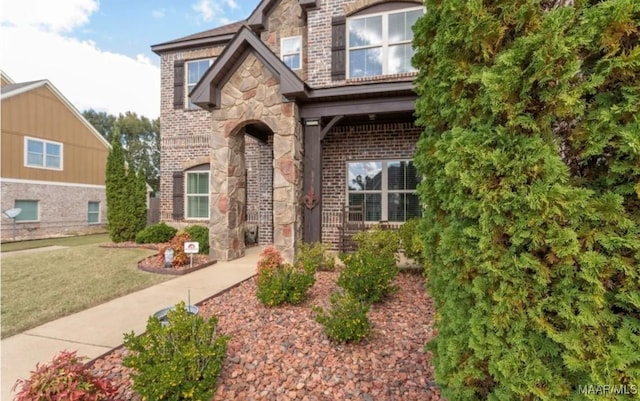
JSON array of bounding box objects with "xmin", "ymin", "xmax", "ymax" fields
[
  {"xmin": 0, "ymin": 0, "xmax": 98, "ymax": 33},
  {"xmin": 0, "ymin": 1, "xmax": 160, "ymax": 119},
  {"xmin": 225, "ymin": 0, "xmax": 238, "ymax": 9},
  {"xmin": 151, "ymin": 8, "xmax": 166, "ymax": 19},
  {"xmin": 192, "ymin": 0, "xmax": 220, "ymax": 23}
]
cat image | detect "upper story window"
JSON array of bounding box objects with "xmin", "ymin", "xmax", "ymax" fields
[
  {"xmin": 281, "ymin": 36, "xmax": 302, "ymax": 70},
  {"xmin": 347, "ymin": 6, "xmax": 423, "ymax": 78},
  {"xmin": 25, "ymin": 137, "xmax": 63, "ymax": 170},
  {"xmin": 186, "ymin": 59, "xmax": 213, "ymax": 109}
]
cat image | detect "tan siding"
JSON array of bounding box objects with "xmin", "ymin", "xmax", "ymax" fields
[{"xmin": 1, "ymin": 85, "xmax": 109, "ymax": 185}]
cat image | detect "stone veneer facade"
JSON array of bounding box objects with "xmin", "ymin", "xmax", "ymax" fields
[
  {"xmin": 209, "ymin": 53, "xmax": 303, "ymax": 262},
  {"xmin": 0, "ymin": 181, "xmax": 107, "ymax": 240}
]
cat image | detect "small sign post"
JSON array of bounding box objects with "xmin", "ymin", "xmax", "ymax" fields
[{"xmin": 184, "ymin": 241, "xmax": 199, "ymax": 268}]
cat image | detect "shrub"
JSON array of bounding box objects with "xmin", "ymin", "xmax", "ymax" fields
[
  {"xmin": 413, "ymin": 1, "xmax": 640, "ymax": 399},
  {"xmin": 397, "ymin": 218, "xmax": 426, "ymax": 265},
  {"xmin": 255, "ymin": 246, "xmax": 316, "ymax": 307},
  {"xmin": 184, "ymin": 225, "xmax": 209, "ymax": 255},
  {"xmin": 295, "ymin": 241, "xmax": 334, "ymax": 272},
  {"xmin": 314, "ymin": 290, "xmax": 371, "ymax": 343},
  {"xmin": 135, "ymin": 222, "xmax": 177, "ymax": 244},
  {"xmin": 338, "ymin": 247, "xmax": 398, "ymax": 304},
  {"xmin": 256, "ymin": 263, "xmax": 316, "ymax": 307},
  {"xmin": 158, "ymin": 231, "xmax": 191, "ymax": 267},
  {"xmin": 12, "ymin": 350, "xmax": 116, "ymax": 401},
  {"xmin": 123, "ymin": 302, "xmax": 230, "ymax": 401},
  {"xmin": 352, "ymin": 226, "xmax": 401, "ymax": 263}
]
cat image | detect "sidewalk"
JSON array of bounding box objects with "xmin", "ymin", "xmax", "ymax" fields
[{"xmin": 1, "ymin": 246, "xmax": 260, "ymax": 401}]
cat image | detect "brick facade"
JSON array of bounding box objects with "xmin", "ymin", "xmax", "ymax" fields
[
  {"xmin": 321, "ymin": 122, "xmax": 421, "ymax": 246},
  {"xmin": 1, "ymin": 181, "xmax": 107, "ymax": 240}
]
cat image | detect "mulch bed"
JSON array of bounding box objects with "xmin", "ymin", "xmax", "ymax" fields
[{"xmin": 89, "ymin": 271, "xmax": 445, "ymax": 401}]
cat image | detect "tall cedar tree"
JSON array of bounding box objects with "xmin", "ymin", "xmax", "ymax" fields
[
  {"xmin": 106, "ymin": 129, "xmax": 147, "ymax": 242},
  {"xmin": 412, "ymin": 1, "xmax": 640, "ymax": 400}
]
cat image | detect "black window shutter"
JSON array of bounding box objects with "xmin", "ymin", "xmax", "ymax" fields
[
  {"xmin": 331, "ymin": 17, "xmax": 346, "ymax": 81},
  {"xmin": 172, "ymin": 171, "xmax": 184, "ymax": 220},
  {"xmin": 173, "ymin": 60, "xmax": 185, "ymax": 109}
]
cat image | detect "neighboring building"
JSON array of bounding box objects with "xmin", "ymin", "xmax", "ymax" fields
[
  {"xmin": 152, "ymin": 0, "xmax": 423, "ymax": 261},
  {"xmin": 1, "ymin": 72, "xmax": 110, "ymax": 240}
]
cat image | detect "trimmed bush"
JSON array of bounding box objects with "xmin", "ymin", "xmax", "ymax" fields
[
  {"xmin": 12, "ymin": 350, "xmax": 116, "ymax": 401},
  {"xmin": 352, "ymin": 226, "xmax": 401, "ymax": 263},
  {"xmin": 295, "ymin": 241, "xmax": 334, "ymax": 272},
  {"xmin": 123, "ymin": 301, "xmax": 229, "ymax": 401},
  {"xmin": 135, "ymin": 222, "xmax": 177, "ymax": 244},
  {"xmin": 337, "ymin": 247, "xmax": 398, "ymax": 304},
  {"xmin": 255, "ymin": 246, "xmax": 316, "ymax": 307},
  {"xmin": 184, "ymin": 225, "xmax": 209, "ymax": 255},
  {"xmin": 314, "ymin": 290, "xmax": 371, "ymax": 343}
]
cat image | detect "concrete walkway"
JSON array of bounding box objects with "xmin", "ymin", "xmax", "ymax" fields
[{"xmin": 1, "ymin": 246, "xmax": 261, "ymax": 401}]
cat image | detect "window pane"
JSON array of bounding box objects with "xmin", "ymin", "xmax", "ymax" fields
[
  {"xmin": 349, "ymin": 47, "xmax": 382, "ymax": 78},
  {"xmin": 14, "ymin": 200, "xmax": 38, "ymax": 221},
  {"xmin": 349, "ymin": 16, "xmax": 382, "ymax": 47},
  {"xmin": 88, "ymin": 202, "xmax": 99, "ymax": 223},
  {"xmin": 388, "ymin": 161, "xmax": 405, "ymax": 190},
  {"xmin": 348, "ymin": 162, "xmax": 382, "ymax": 191},
  {"xmin": 388, "ymin": 12, "xmax": 407, "ymax": 42},
  {"xmin": 187, "ymin": 172, "xmax": 208, "ymax": 194},
  {"xmin": 27, "ymin": 152, "xmax": 43, "ymax": 166},
  {"xmin": 27, "ymin": 140, "xmax": 43, "ymax": 153},
  {"xmin": 406, "ymin": 193, "xmax": 421, "ymax": 220},
  {"xmin": 406, "ymin": 161, "xmax": 420, "ymax": 189},
  {"xmin": 282, "ymin": 37, "xmax": 301, "ymax": 54},
  {"xmin": 187, "ymin": 196, "xmax": 209, "ymax": 218},
  {"xmin": 46, "ymin": 154, "xmax": 61, "ymax": 168},
  {"xmin": 284, "ymin": 54, "xmax": 300, "ymax": 69},
  {"xmin": 46, "ymin": 143, "xmax": 60, "ymax": 156},
  {"xmin": 388, "ymin": 44, "xmax": 415, "ymax": 74},
  {"xmin": 365, "ymin": 194, "xmax": 381, "ymax": 221},
  {"xmin": 405, "ymin": 9, "xmax": 422, "ymax": 39},
  {"xmin": 187, "ymin": 60, "xmax": 210, "ymax": 85},
  {"xmin": 388, "ymin": 193, "xmax": 405, "ymax": 222}
]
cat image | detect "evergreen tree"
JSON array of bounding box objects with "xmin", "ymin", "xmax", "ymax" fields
[
  {"xmin": 106, "ymin": 128, "xmax": 128, "ymax": 242},
  {"xmin": 413, "ymin": 1, "xmax": 639, "ymax": 400}
]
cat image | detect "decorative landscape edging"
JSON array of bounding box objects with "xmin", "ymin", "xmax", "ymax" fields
[{"xmin": 136, "ymin": 255, "xmax": 217, "ymax": 275}]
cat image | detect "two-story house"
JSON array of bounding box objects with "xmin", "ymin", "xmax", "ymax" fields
[
  {"xmin": 152, "ymin": 0, "xmax": 423, "ymax": 261},
  {"xmin": 0, "ymin": 71, "xmax": 110, "ymax": 240}
]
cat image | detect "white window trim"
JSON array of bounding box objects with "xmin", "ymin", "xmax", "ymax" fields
[
  {"xmin": 346, "ymin": 6, "xmax": 423, "ymax": 79},
  {"xmin": 185, "ymin": 58, "xmax": 214, "ymax": 109},
  {"xmin": 185, "ymin": 171, "xmax": 210, "ymax": 220},
  {"xmin": 14, "ymin": 200, "xmax": 40, "ymax": 222},
  {"xmin": 281, "ymin": 36, "xmax": 302, "ymax": 70},
  {"xmin": 88, "ymin": 201, "xmax": 100, "ymax": 225},
  {"xmin": 24, "ymin": 136, "xmax": 63, "ymax": 171},
  {"xmin": 346, "ymin": 159, "xmax": 419, "ymax": 222}
]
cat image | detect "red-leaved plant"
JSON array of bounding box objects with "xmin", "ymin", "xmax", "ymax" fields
[
  {"xmin": 12, "ymin": 350, "xmax": 116, "ymax": 401},
  {"xmin": 157, "ymin": 231, "xmax": 192, "ymax": 267},
  {"xmin": 256, "ymin": 245, "xmax": 284, "ymax": 277}
]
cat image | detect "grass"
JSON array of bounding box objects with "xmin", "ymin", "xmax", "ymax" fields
[
  {"xmin": 0, "ymin": 233, "xmax": 111, "ymax": 252},
  {"xmin": 1, "ymin": 243, "xmax": 173, "ymax": 338}
]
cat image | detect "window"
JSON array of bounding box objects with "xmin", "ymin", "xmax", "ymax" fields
[
  {"xmin": 347, "ymin": 7, "xmax": 423, "ymax": 78},
  {"xmin": 25, "ymin": 137, "xmax": 62, "ymax": 170},
  {"xmin": 186, "ymin": 59, "xmax": 213, "ymax": 109},
  {"xmin": 281, "ymin": 36, "xmax": 302, "ymax": 70},
  {"xmin": 347, "ymin": 160, "xmax": 420, "ymax": 222},
  {"xmin": 186, "ymin": 171, "xmax": 209, "ymax": 219},
  {"xmin": 88, "ymin": 202, "xmax": 100, "ymax": 224},
  {"xmin": 14, "ymin": 200, "xmax": 39, "ymax": 222}
]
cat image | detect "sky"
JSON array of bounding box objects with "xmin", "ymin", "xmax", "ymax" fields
[{"xmin": 0, "ymin": 0, "xmax": 261, "ymax": 119}]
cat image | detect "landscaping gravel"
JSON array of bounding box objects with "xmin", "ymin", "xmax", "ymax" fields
[{"xmin": 90, "ymin": 271, "xmax": 445, "ymax": 401}]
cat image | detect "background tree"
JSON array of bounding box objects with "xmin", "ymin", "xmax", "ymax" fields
[
  {"xmin": 413, "ymin": 0, "xmax": 639, "ymax": 400},
  {"xmin": 83, "ymin": 110, "xmax": 160, "ymax": 192}
]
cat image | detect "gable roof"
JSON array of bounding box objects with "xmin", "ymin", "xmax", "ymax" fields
[
  {"xmin": 151, "ymin": 20, "xmax": 246, "ymax": 54},
  {"xmin": 1, "ymin": 79, "xmax": 111, "ymax": 150},
  {"xmin": 1, "ymin": 71, "xmax": 15, "ymax": 86},
  {"xmin": 191, "ymin": 25, "xmax": 308, "ymax": 110}
]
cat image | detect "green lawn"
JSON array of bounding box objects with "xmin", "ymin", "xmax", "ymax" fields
[
  {"xmin": 0, "ymin": 233, "xmax": 111, "ymax": 252},
  {"xmin": 1, "ymin": 242, "xmax": 173, "ymax": 338}
]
